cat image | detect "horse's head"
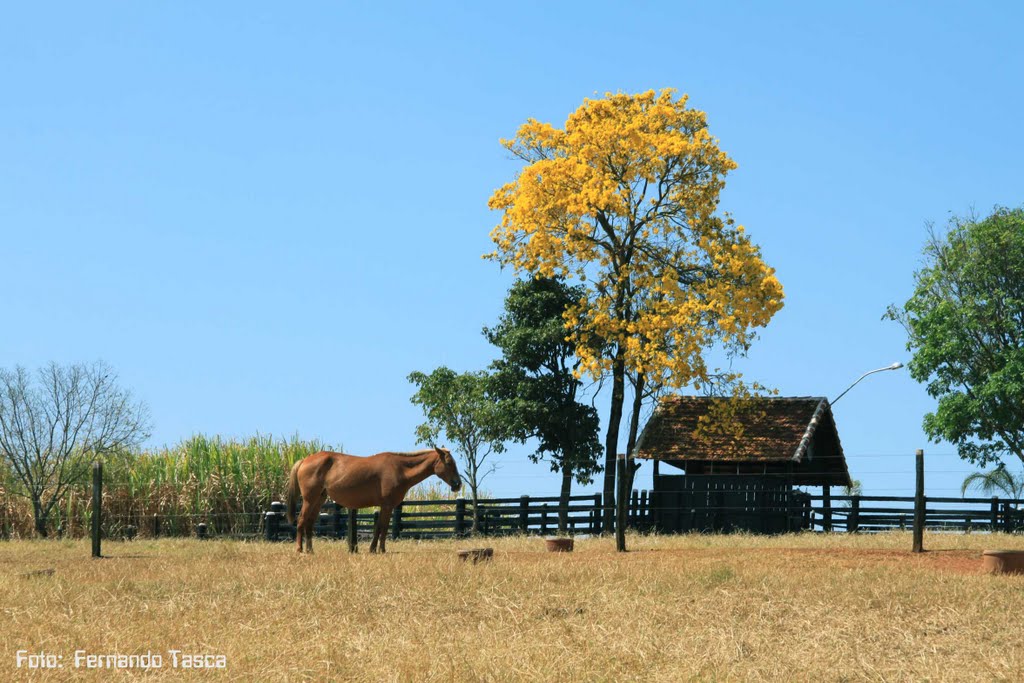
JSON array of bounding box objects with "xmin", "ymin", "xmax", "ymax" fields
[{"xmin": 433, "ymin": 446, "xmax": 462, "ymax": 493}]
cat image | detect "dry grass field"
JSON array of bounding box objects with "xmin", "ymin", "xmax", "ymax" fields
[{"xmin": 2, "ymin": 532, "xmax": 1024, "ymax": 682}]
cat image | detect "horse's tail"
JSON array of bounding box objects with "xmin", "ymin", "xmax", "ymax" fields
[{"xmin": 286, "ymin": 459, "xmax": 303, "ymax": 524}]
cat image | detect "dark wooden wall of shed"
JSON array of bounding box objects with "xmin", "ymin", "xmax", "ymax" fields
[
  {"xmin": 652, "ymin": 474, "xmax": 810, "ymax": 534},
  {"xmin": 799, "ymin": 410, "xmax": 846, "ymax": 485}
]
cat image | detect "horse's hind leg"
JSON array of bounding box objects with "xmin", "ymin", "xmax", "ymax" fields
[
  {"xmin": 303, "ymin": 490, "xmax": 327, "ymax": 554},
  {"xmin": 370, "ymin": 508, "xmax": 388, "ymax": 554},
  {"xmin": 377, "ymin": 506, "xmax": 394, "ymax": 554},
  {"xmin": 295, "ymin": 503, "xmax": 309, "ymax": 554},
  {"xmin": 369, "ymin": 513, "xmax": 380, "ymax": 554},
  {"xmin": 296, "ymin": 486, "xmax": 326, "ymax": 554}
]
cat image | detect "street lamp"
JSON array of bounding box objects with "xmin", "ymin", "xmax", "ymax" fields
[{"xmin": 831, "ymin": 362, "xmax": 904, "ymax": 404}]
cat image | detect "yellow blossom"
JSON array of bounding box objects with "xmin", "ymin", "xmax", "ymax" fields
[{"xmin": 486, "ymin": 89, "xmax": 785, "ymax": 391}]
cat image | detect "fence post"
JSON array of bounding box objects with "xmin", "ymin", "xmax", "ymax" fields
[
  {"xmin": 592, "ymin": 493, "xmax": 601, "ymax": 534},
  {"xmin": 991, "ymin": 497, "xmax": 1000, "ymax": 531},
  {"xmin": 822, "ymin": 485, "xmax": 832, "ymax": 532},
  {"xmin": 264, "ymin": 511, "xmax": 277, "ymax": 541},
  {"xmin": 153, "ymin": 513, "xmax": 161, "ymax": 538},
  {"xmin": 392, "ymin": 504, "xmax": 403, "ymax": 540},
  {"xmin": 913, "ymin": 448, "xmax": 925, "ymax": 553},
  {"xmin": 640, "ymin": 490, "xmax": 649, "ymax": 530},
  {"xmin": 269, "ymin": 501, "xmax": 286, "ymax": 541},
  {"xmin": 540, "ymin": 504, "xmax": 549, "ymax": 535},
  {"xmin": 474, "ymin": 503, "xmax": 484, "ymax": 534},
  {"xmin": 337, "ymin": 504, "xmax": 346, "ymax": 538},
  {"xmin": 326, "ymin": 502, "xmax": 338, "ymax": 539},
  {"xmin": 519, "ymin": 495, "xmax": 530, "ymax": 534},
  {"xmin": 630, "ymin": 489, "xmax": 639, "ymax": 528},
  {"xmin": 849, "ymin": 495, "xmax": 860, "ymax": 533},
  {"xmin": 455, "ymin": 498, "xmax": 466, "ymax": 536},
  {"xmin": 347, "ymin": 508, "xmax": 358, "ymax": 553},
  {"xmin": 785, "ymin": 467, "xmax": 795, "ymax": 533},
  {"xmin": 91, "ymin": 461, "xmax": 102, "ymax": 558}
]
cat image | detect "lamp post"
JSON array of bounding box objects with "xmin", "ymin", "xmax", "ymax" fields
[
  {"xmin": 831, "ymin": 362, "xmax": 903, "ymax": 405},
  {"xmin": 822, "ymin": 362, "xmax": 903, "ymax": 531}
]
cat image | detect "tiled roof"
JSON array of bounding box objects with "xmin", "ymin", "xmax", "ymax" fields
[{"xmin": 635, "ymin": 396, "xmax": 833, "ymax": 463}]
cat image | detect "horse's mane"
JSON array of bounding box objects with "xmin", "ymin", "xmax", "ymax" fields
[{"xmin": 389, "ymin": 448, "xmax": 438, "ymax": 457}]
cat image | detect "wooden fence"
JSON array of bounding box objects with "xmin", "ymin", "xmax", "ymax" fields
[
  {"xmin": 808, "ymin": 494, "xmax": 1024, "ymax": 533},
  {"xmin": 65, "ymin": 482, "xmax": 1024, "ymax": 553},
  {"xmin": 263, "ymin": 493, "xmax": 658, "ymax": 542},
  {"xmin": 650, "ymin": 474, "xmax": 809, "ymax": 533},
  {"xmin": 147, "ymin": 492, "xmax": 1024, "ymax": 542},
  {"xmin": 637, "ymin": 493, "xmax": 1023, "ymax": 535}
]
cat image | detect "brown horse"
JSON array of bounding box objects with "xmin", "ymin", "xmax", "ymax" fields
[{"xmin": 286, "ymin": 447, "xmax": 462, "ymax": 554}]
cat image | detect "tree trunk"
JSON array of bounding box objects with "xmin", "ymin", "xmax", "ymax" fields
[
  {"xmin": 616, "ymin": 371, "xmax": 645, "ymax": 551},
  {"xmin": 468, "ymin": 464, "xmax": 480, "ymax": 533},
  {"xmin": 32, "ymin": 497, "xmax": 48, "ymax": 538},
  {"xmin": 558, "ymin": 460, "xmax": 572, "ymax": 534},
  {"xmin": 624, "ymin": 373, "xmax": 646, "ymax": 496},
  {"xmin": 615, "ymin": 447, "xmax": 628, "ymax": 551},
  {"xmin": 603, "ymin": 346, "xmax": 626, "ymax": 534},
  {"xmin": 470, "ymin": 488, "xmax": 479, "ymax": 533}
]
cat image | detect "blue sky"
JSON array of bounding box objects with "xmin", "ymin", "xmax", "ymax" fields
[{"xmin": 2, "ymin": 3, "xmax": 1021, "ymax": 499}]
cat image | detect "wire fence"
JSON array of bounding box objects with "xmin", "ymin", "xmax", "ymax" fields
[{"xmin": 0, "ymin": 481, "xmax": 282, "ymax": 540}]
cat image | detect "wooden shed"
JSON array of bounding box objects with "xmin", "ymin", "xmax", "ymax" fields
[{"xmin": 633, "ymin": 396, "xmax": 852, "ymax": 533}]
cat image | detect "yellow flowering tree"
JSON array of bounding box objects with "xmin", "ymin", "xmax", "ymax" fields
[{"xmin": 487, "ymin": 90, "xmax": 784, "ymax": 548}]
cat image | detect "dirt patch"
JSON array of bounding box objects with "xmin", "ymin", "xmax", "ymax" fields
[
  {"xmin": 522, "ymin": 544, "xmax": 997, "ymax": 575},
  {"xmin": 777, "ymin": 547, "xmax": 989, "ymax": 575}
]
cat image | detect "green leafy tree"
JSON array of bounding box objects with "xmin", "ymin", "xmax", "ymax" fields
[
  {"xmin": 887, "ymin": 207, "xmax": 1024, "ymax": 467},
  {"xmin": 484, "ymin": 277, "xmax": 603, "ymax": 534},
  {"xmin": 408, "ymin": 367, "xmax": 506, "ymax": 527}
]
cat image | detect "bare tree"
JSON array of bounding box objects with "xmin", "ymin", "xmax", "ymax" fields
[{"xmin": 0, "ymin": 362, "xmax": 150, "ymax": 536}]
